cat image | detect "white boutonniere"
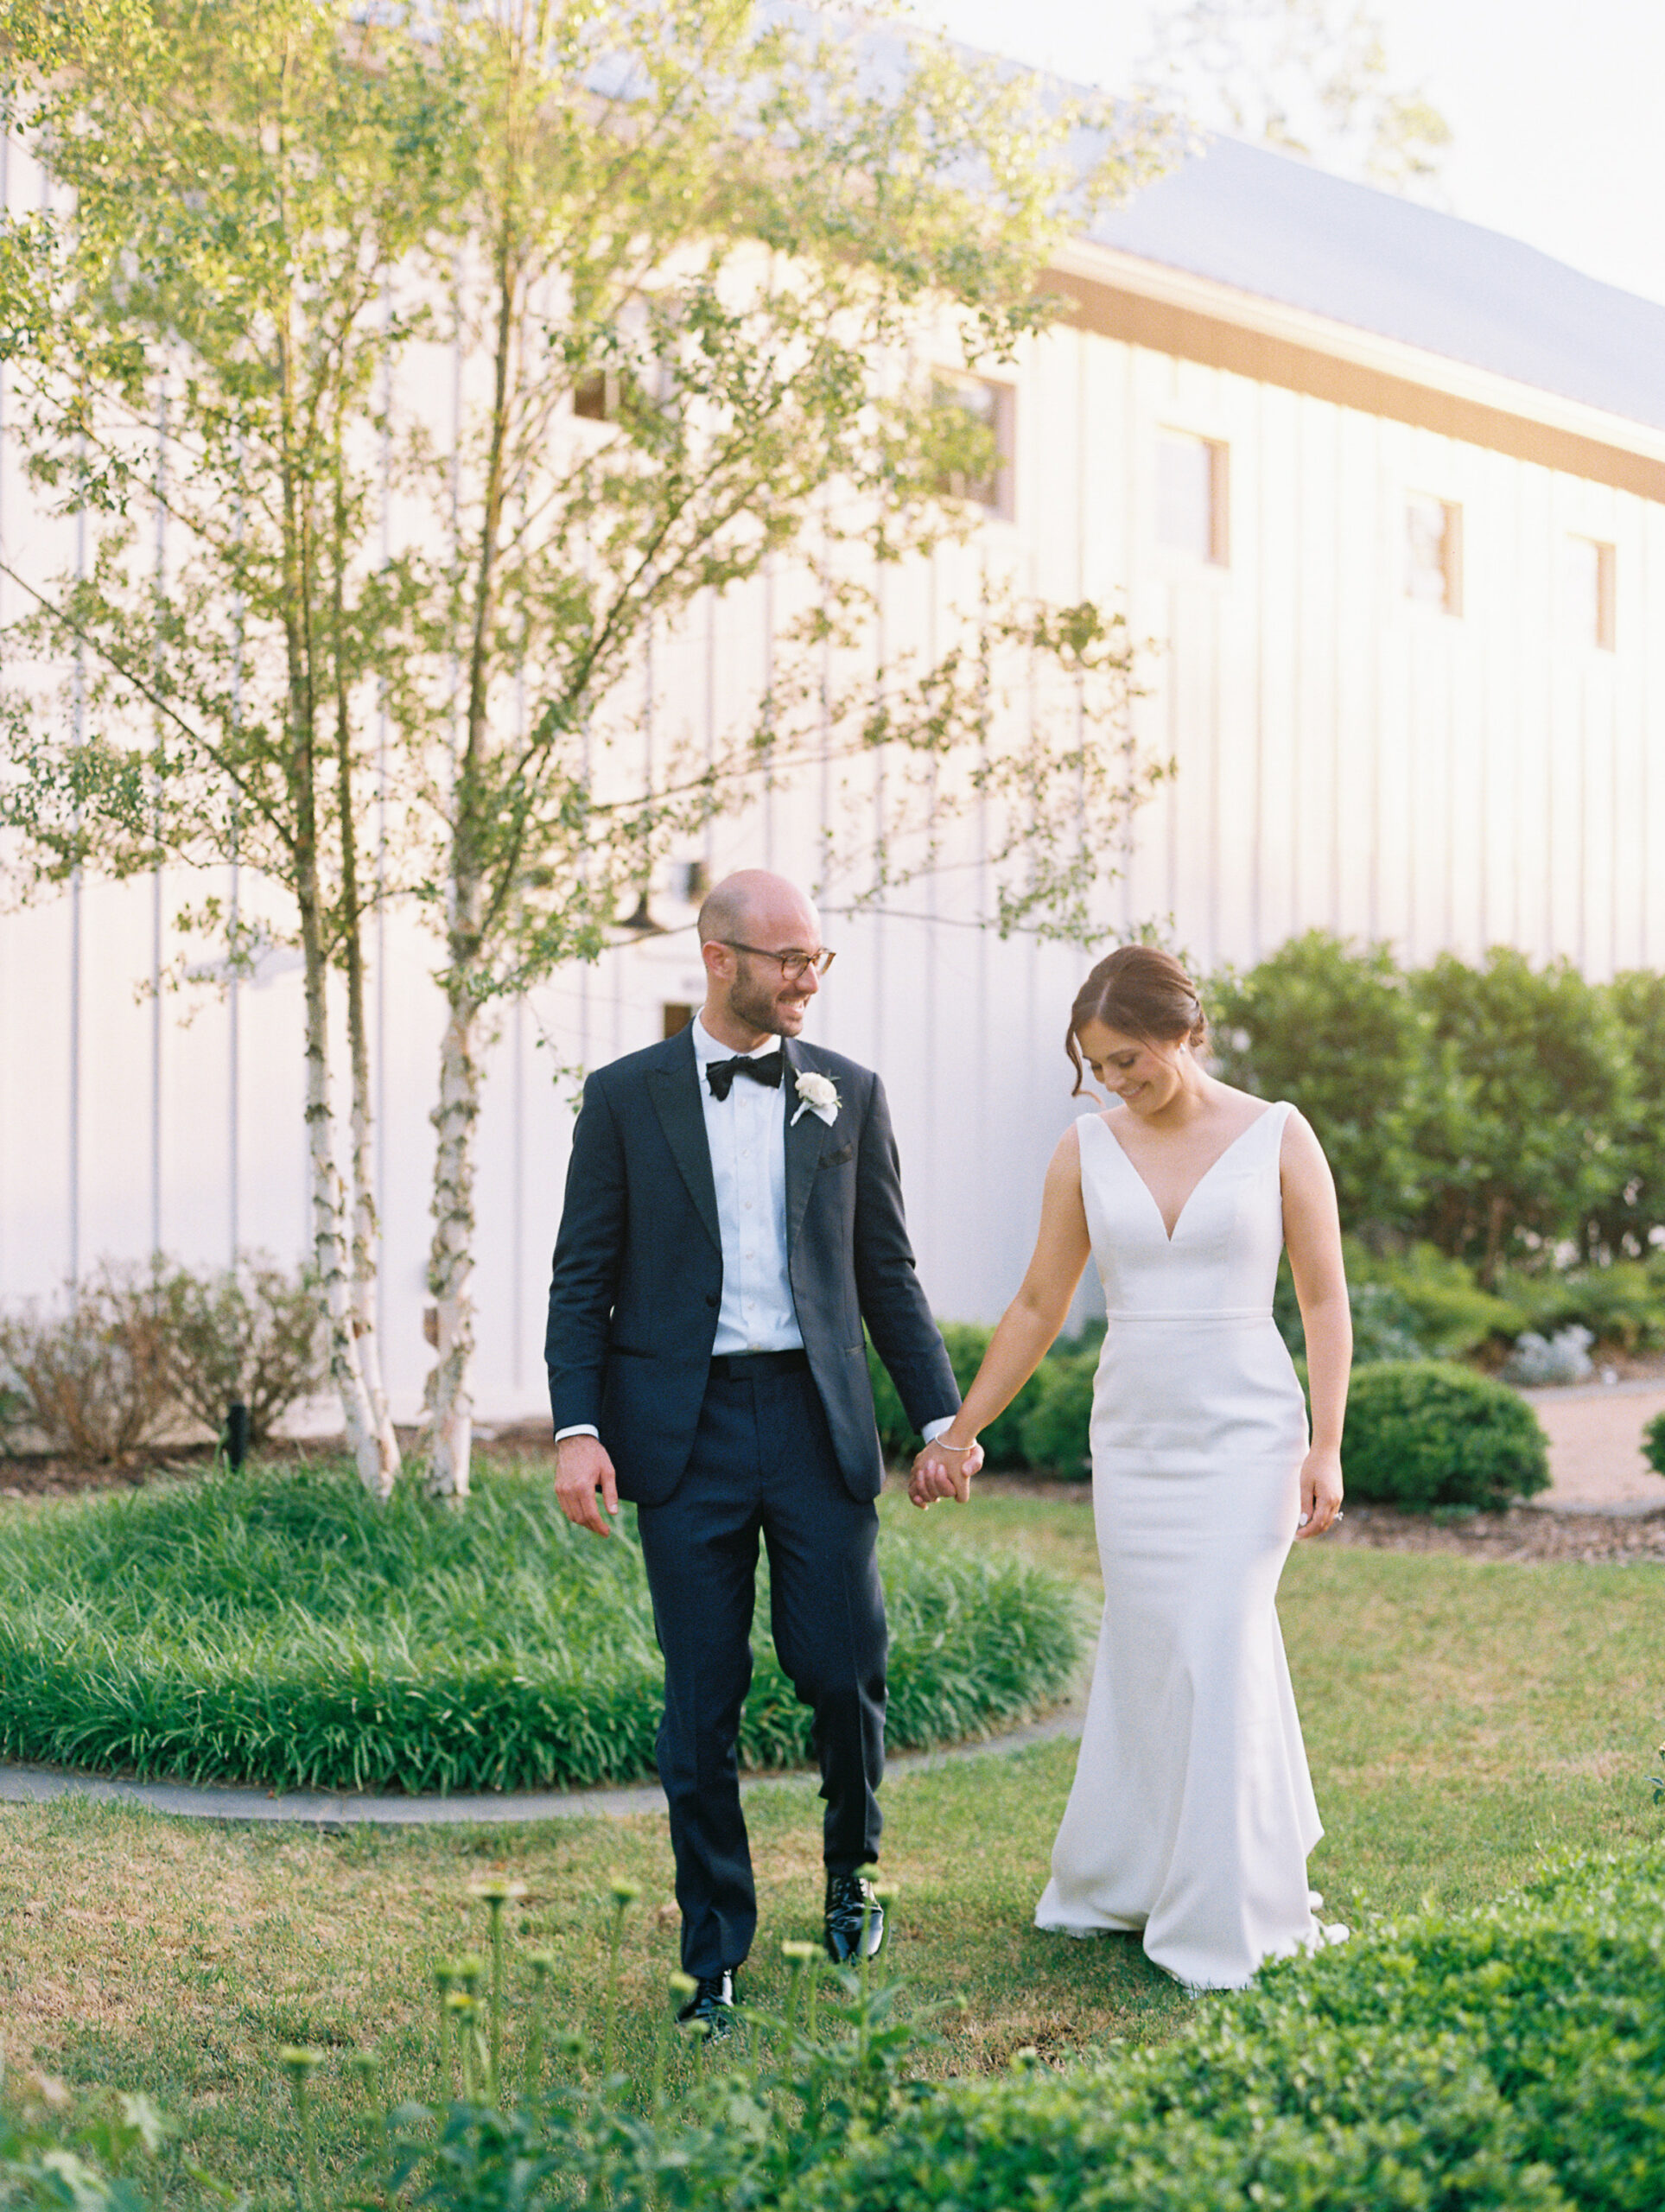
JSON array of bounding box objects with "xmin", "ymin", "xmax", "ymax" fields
[{"xmin": 791, "ymin": 1070, "xmax": 841, "ymax": 1128}]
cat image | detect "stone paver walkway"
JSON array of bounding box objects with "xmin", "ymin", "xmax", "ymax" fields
[{"xmin": 1530, "ymin": 1380, "xmax": 1665, "ymax": 1511}]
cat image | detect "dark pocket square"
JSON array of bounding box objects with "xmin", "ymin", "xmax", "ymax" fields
[{"xmin": 818, "ymin": 1142, "xmax": 855, "ymax": 1168}]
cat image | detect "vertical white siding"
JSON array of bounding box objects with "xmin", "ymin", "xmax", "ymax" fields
[{"xmin": 4, "ymin": 298, "xmax": 1665, "ymax": 1397}]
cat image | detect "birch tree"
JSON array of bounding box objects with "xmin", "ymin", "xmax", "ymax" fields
[
  {"xmin": 2, "ymin": 0, "xmax": 1176, "ymax": 1506},
  {"xmin": 406, "ymin": 0, "xmax": 1174, "ymax": 1497},
  {"xmin": 0, "ymin": 0, "xmax": 454, "ymax": 1494}
]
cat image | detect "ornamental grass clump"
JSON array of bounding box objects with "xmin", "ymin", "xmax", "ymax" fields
[{"xmin": 0, "ymin": 1461, "xmax": 1083, "ymax": 1792}]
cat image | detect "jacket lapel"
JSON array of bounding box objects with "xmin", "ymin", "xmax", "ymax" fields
[
  {"xmin": 783, "ymin": 1039, "xmax": 831, "ymax": 1258},
  {"xmin": 647, "ymin": 1031, "xmax": 721, "ymax": 1257}
]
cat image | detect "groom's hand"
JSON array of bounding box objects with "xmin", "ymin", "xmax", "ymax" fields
[
  {"xmin": 555, "ymin": 1434, "xmax": 620, "ymax": 1537},
  {"xmin": 909, "ymin": 1438, "xmax": 982, "ymax": 1509}
]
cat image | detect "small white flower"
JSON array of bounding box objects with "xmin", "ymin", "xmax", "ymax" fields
[{"xmin": 791, "ymin": 1070, "xmax": 841, "ymax": 1127}]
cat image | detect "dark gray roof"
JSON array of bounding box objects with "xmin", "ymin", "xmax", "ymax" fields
[{"xmin": 1086, "ymin": 134, "xmax": 1665, "ymax": 435}]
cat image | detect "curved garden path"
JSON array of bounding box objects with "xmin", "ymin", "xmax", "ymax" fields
[{"xmin": 0, "ymin": 1706, "xmax": 1089, "ymax": 1828}]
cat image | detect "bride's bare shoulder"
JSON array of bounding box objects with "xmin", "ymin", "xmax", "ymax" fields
[{"xmin": 1045, "ymin": 1119, "xmax": 1091, "ymax": 1184}]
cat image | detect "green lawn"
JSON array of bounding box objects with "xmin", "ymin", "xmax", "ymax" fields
[{"xmin": 2, "ymin": 1480, "xmax": 1661, "ymax": 2207}]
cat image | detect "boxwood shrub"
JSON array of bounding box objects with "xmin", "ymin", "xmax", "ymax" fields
[
  {"xmin": 868, "ymin": 1322, "xmax": 1103, "ymax": 1472},
  {"xmin": 798, "ymin": 1842, "xmax": 1665, "ymax": 2212},
  {"xmin": 1015, "ymin": 1351, "xmax": 1096, "ymax": 1478},
  {"xmin": 1343, "ymin": 1358, "xmax": 1550, "ymax": 1510}
]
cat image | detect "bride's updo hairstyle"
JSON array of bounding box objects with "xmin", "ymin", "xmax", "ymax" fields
[{"xmin": 1066, "ymin": 945, "xmax": 1207, "ymax": 1097}]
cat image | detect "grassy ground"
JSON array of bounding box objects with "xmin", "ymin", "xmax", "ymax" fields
[{"xmin": 2, "ymin": 1481, "xmax": 1662, "ymax": 2206}]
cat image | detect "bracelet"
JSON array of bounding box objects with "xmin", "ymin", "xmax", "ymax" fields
[{"xmin": 927, "ymin": 1439, "xmax": 972, "ymax": 1452}]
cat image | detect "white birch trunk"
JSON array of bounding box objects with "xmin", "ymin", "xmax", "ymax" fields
[
  {"xmin": 348, "ymin": 1059, "xmax": 402, "ymax": 1488},
  {"xmin": 426, "ymin": 988, "xmax": 480, "ymax": 1501},
  {"xmin": 302, "ymin": 949, "xmax": 397, "ymax": 1500}
]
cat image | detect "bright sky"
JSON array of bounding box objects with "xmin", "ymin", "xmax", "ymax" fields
[{"xmin": 917, "ymin": 0, "xmax": 1665, "ymax": 308}]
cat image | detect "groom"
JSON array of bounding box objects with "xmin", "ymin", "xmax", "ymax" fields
[{"xmin": 545, "ymin": 869, "xmax": 972, "ymax": 2032}]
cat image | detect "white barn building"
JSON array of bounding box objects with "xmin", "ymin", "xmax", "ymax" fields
[{"xmin": 3, "ymin": 130, "xmax": 1664, "ymax": 1419}]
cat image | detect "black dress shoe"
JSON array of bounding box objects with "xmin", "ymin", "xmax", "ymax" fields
[
  {"xmin": 677, "ymin": 1970, "xmax": 737, "ymax": 2040},
  {"xmin": 824, "ymin": 1871, "xmax": 885, "ymax": 1963}
]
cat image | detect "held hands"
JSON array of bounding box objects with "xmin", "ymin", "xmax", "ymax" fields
[
  {"xmin": 1296, "ymin": 1445, "xmax": 1344, "ymax": 1539},
  {"xmin": 555, "ymin": 1433, "xmax": 620, "ymax": 1538},
  {"xmin": 909, "ymin": 1435, "xmax": 983, "ymax": 1509}
]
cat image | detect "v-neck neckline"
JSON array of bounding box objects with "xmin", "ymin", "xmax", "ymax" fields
[{"xmin": 1100, "ymin": 1103, "xmax": 1277, "ymax": 1243}]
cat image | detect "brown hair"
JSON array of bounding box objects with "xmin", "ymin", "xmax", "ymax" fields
[{"xmin": 1065, "ymin": 945, "xmax": 1206, "ymax": 1096}]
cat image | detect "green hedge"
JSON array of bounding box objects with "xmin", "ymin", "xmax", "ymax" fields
[
  {"xmin": 884, "ymin": 1329, "xmax": 1552, "ymax": 1509},
  {"xmin": 1342, "ymin": 1360, "xmax": 1550, "ymax": 1511},
  {"xmin": 868, "ymin": 1322, "xmax": 1103, "ymax": 1474},
  {"xmin": 0, "ymin": 1462, "xmax": 1084, "ymax": 1794},
  {"xmin": 1211, "ymin": 931, "xmax": 1665, "ymax": 1279},
  {"xmin": 798, "ymin": 1844, "xmax": 1665, "ymax": 2212},
  {"xmin": 1274, "ymin": 1239, "xmax": 1665, "ymax": 1367}
]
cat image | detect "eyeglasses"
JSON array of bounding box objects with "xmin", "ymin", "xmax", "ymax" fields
[{"xmin": 721, "ymin": 941, "xmax": 836, "ymax": 981}]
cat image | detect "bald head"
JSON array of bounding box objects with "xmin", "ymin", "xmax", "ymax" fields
[
  {"xmin": 696, "ymin": 869, "xmax": 826, "ymax": 1049},
  {"xmin": 696, "ymin": 869, "xmax": 817, "ymax": 950}
]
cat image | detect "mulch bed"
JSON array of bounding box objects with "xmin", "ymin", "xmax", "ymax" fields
[{"xmin": 1327, "ymin": 1499, "xmax": 1665, "ymax": 1562}]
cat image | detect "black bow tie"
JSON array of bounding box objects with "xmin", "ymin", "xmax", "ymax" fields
[{"xmin": 705, "ymin": 1051, "xmax": 784, "ymax": 1101}]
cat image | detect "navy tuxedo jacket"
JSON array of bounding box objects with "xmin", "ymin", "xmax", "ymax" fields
[{"xmin": 544, "ymin": 1027, "xmax": 958, "ymax": 1505}]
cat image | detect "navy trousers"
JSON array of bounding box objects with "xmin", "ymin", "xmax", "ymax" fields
[{"xmin": 634, "ymin": 1363, "xmax": 887, "ymax": 1979}]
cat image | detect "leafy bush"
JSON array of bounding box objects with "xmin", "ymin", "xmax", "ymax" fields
[
  {"xmin": 0, "ymin": 1255, "xmax": 326, "ymax": 1462},
  {"xmin": 1592, "ymin": 968, "xmax": 1665, "ymax": 1257},
  {"xmin": 0, "ymin": 1462, "xmax": 1084, "ymax": 1792},
  {"xmin": 1345, "ymin": 1240, "xmax": 1524, "ymax": 1357},
  {"xmin": 1212, "ymin": 937, "xmax": 1665, "ymax": 1273},
  {"xmin": 1409, "ymin": 946, "xmax": 1629, "ymax": 1281},
  {"xmin": 1503, "ymin": 1325, "xmax": 1595, "ymax": 1387},
  {"xmin": 1015, "ymin": 1352, "xmax": 1095, "ymax": 1477},
  {"xmin": 156, "ymin": 1254, "xmax": 326, "ymax": 1445},
  {"xmin": 1283, "ymin": 1242, "xmax": 1665, "ymax": 1370},
  {"xmin": 1342, "ymin": 1360, "xmax": 1549, "ymax": 1511},
  {"xmin": 1209, "ymin": 930, "xmax": 1444, "ymax": 1236},
  {"xmin": 0, "ymin": 2069, "xmax": 170, "ymax": 2212},
  {"xmin": 0, "ymin": 1263, "xmax": 175, "ymax": 1462},
  {"xmin": 799, "ymin": 1844, "xmax": 1665, "ymax": 2212},
  {"xmin": 868, "ymin": 1323, "xmax": 1095, "ymax": 1471},
  {"xmin": 1642, "ymin": 1408, "xmax": 1665, "ymax": 1479},
  {"xmin": 1496, "ymin": 1257, "xmax": 1665, "ymax": 1351},
  {"xmin": 1275, "ymin": 1250, "xmax": 1435, "ymax": 1364}
]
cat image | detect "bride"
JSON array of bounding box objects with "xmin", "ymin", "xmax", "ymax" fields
[{"xmin": 912, "ymin": 944, "xmax": 1351, "ymax": 1989}]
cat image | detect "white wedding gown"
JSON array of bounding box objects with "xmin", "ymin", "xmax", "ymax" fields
[{"xmin": 1034, "ymin": 1102, "xmax": 1333, "ymax": 1989}]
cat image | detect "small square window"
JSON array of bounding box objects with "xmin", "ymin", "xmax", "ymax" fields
[
  {"xmin": 573, "ymin": 369, "xmax": 619, "ymax": 422},
  {"xmin": 931, "ymin": 372, "xmax": 1014, "ymax": 519},
  {"xmin": 1406, "ymin": 493, "xmax": 1462, "ymax": 613},
  {"xmin": 1563, "ymin": 534, "xmax": 1616, "ymax": 651},
  {"xmin": 662, "ymin": 1002, "xmax": 695, "ymax": 1039},
  {"xmin": 1155, "ymin": 432, "xmax": 1228, "ymax": 564}
]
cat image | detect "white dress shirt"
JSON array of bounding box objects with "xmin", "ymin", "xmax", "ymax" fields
[
  {"xmin": 555, "ymin": 1016, "xmax": 950, "ymax": 1445},
  {"xmin": 690, "ymin": 1014, "xmax": 803, "ymax": 1355}
]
